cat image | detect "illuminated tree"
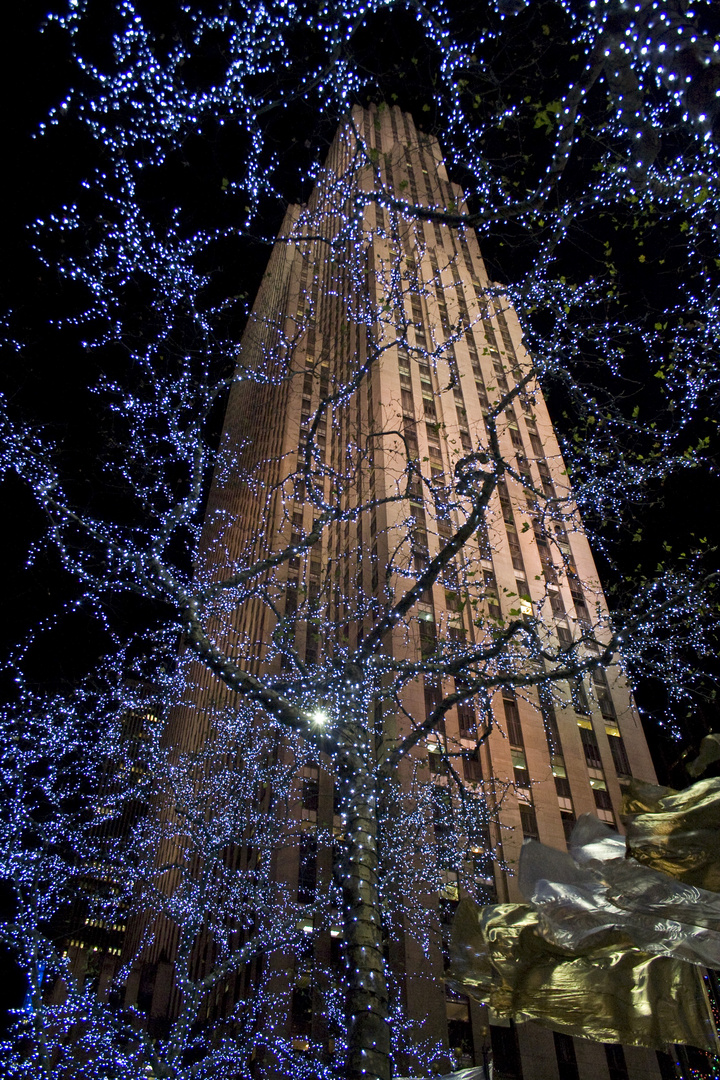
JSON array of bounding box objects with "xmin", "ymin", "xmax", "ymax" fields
[{"xmin": 2, "ymin": 2, "xmax": 719, "ymax": 1079}]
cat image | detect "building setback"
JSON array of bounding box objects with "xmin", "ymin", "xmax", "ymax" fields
[{"xmin": 144, "ymin": 105, "xmax": 664, "ymax": 1080}]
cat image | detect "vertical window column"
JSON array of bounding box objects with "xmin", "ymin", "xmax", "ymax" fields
[
  {"xmin": 502, "ymin": 688, "xmax": 538, "ymax": 840},
  {"xmin": 577, "ymin": 717, "xmax": 615, "ymax": 824},
  {"xmin": 539, "ymin": 686, "xmax": 576, "ymax": 841}
]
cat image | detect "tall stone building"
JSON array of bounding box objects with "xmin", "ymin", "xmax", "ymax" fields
[{"xmin": 156, "ymin": 105, "xmax": 664, "ymax": 1079}]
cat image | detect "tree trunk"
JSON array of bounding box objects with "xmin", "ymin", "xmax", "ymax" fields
[{"xmin": 337, "ymin": 720, "xmax": 390, "ymax": 1080}]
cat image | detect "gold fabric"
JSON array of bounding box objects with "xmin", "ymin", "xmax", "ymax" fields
[
  {"xmin": 518, "ymin": 820, "xmax": 720, "ymax": 966},
  {"xmin": 622, "ymin": 777, "xmax": 720, "ymax": 892},
  {"xmin": 448, "ymin": 899, "xmax": 718, "ymax": 1052},
  {"xmin": 687, "ymin": 735, "xmax": 720, "ymax": 779}
]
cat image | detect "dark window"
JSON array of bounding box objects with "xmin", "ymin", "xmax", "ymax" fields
[
  {"xmin": 412, "ymin": 524, "xmax": 428, "ymax": 549},
  {"xmin": 302, "ymin": 778, "xmax": 319, "ymax": 811},
  {"xmin": 438, "ymin": 896, "xmax": 459, "ymax": 928},
  {"xmin": 561, "ymin": 810, "xmax": 576, "ymax": 843},
  {"xmin": 571, "ymin": 678, "xmax": 591, "ymax": 715},
  {"xmin": 519, "ymin": 805, "xmax": 538, "ymax": 839},
  {"xmin": 477, "ymin": 517, "xmax": 491, "ymax": 558},
  {"xmin": 554, "ymin": 1033, "xmax": 579, "ymax": 1080},
  {"xmin": 473, "ymin": 848, "xmax": 497, "ymax": 903},
  {"xmin": 597, "ymin": 688, "xmax": 616, "ymax": 720},
  {"xmin": 529, "ymin": 432, "xmax": 544, "ymax": 456},
  {"xmin": 539, "ymin": 688, "xmax": 562, "ymax": 759},
  {"xmin": 554, "ymin": 774, "xmax": 572, "ymax": 799},
  {"xmin": 428, "ymin": 750, "xmax": 447, "ymax": 776},
  {"xmin": 593, "ymin": 785, "xmax": 613, "ymax": 812},
  {"xmin": 550, "ymin": 590, "xmax": 565, "ymax": 616},
  {"xmin": 579, "ymin": 725, "xmax": 603, "ymax": 769},
  {"xmin": 608, "ymin": 732, "xmax": 631, "ymax": 776},
  {"xmin": 137, "ymin": 962, "xmax": 156, "ymax": 1016},
  {"xmin": 514, "ymin": 762, "xmax": 530, "ymax": 789},
  {"xmin": 472, "ymin": 841, "xmax": 493, "ymax": 878},
  {"xmin": 507, "ymin": 531, "xmax": 525, "ymax": 573},
  {"xmin": 407, "ymin": 476, "xmax": 423, "ymax": 502},
  {"xmin": 291, "ymin": 985, "xmax": 313, "ymax": 1037},
  {"xmin": 503, "ymin": 696, "xmax": 523, "ymax": 747},
  {"xmin": 443, "ymin": 563, "xmax": 459, "ymax": 590},
  {"xmin": 433, "ymin": 791, "xmax": 455, "ymax": 868},
  {"xmin": 497, "ymin": 480, "xmax": 514, "ymax": 524},
  {"xmin": 448, "ymin": 1011, "xmax": 474, "ymax": 1068},
  {"xmin": 574, "ymin": 599, "xmax": 590, "ymax": 622},
  {"xmin": 484, "ymin": 570, "xmax": 501, "ymax": 619},
  {"xmin": 537, "ymin": 461, "xmax": 555, "ymax": 498},
  {"xmin": 419, "ymin": 616, "xmax": 436, "ymax": 657},
  {"xmin": 424, "ymin": 678, "xmax": 441, "ymax": 716},
  {"xmin": 462, "ymin": 749, "xmax": 483, "ymax": 783},
  {"xmin": 490, "ymin": 1024, "xmax": 523, "ymax": 1080},
  {"xmin": 457, "ymin": 701, "xmax": 475, "ymax": 737},
  {"xmin": 297, "ymin": 835, "xmax": 317, "ymax": 903},
  {"xmin": 285, "ymin": 583, "xmax": 299, "ymax": 618},
  {"xmin": 423, "ymin": 396, "xmax": 438, "ymax": 421},
  {"xmin": 454, "ymin": 679, "xmax": 476, "ymax": 735},
  {"xmin": 656, "ymin": 1052, "xmax": 678, "ymax": 1080},
  {"xmin": 605, "ymin": 1044, "xmax": 629, "ymax": 1080},
  {"xmin": 403, "ymin": 417, "xmax": 419, "ymax": 455}
]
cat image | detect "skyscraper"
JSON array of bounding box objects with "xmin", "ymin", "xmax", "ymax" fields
[{"xmin": 150, "ymin": 104, "xmax": 664, "ymax": 1079}]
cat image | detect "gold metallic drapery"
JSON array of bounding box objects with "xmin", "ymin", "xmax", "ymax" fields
[
  {"xmin": 518, "ymin": 816, "xmax": 720, "ymax": 968},
  {"xmin": 622, "ymin": 777, "xmax": 720, "ymax": 892},
  {"xmin": 448, "ymin": 899, "xmax": 718, "ymax": 1052}
]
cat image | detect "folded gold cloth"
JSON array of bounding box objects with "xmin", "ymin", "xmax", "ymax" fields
[
  {"xmin": 448, "ymin": 899, "xmax": 718, "ymax": 1052},
  {"xmin": 519, "ymin": 816, "xmax": 720, "ymax": 967},
  {"xmin": 622, "ymin": 777, "xmax": 720, "ymax": 891}
]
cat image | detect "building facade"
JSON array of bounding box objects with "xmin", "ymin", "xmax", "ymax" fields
[{"xmin": 151, "ymin": 105, "xmax": 666, "ymax": 1079}]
